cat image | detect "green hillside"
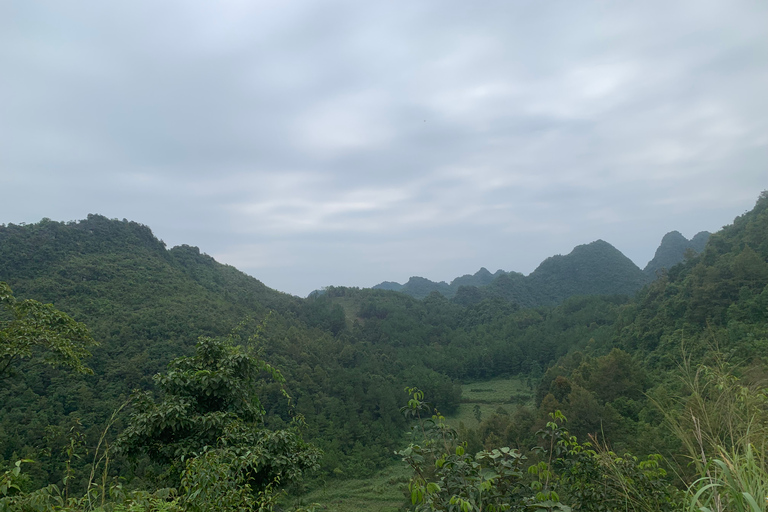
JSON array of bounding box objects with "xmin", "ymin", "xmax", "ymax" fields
[
  {"xmin": 1, "ymin": 192, "xmax": 767, "ymax": 511},
  {"xmin": 0, "ymin": 216, "xmax": 408, "ymax": 485},
  {"xmin": 0, "ymin": 215, "xmax": 636, "ymax": 490},
  {"xmin": 525, "ymin": 239, "xmax": 650, "ymax": 305},
  {"xmin": 643, "ymin": 230, "xmax": 710, "ymax": 277}
]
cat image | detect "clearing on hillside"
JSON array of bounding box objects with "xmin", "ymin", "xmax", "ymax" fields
[{"xmin": 445, "ymin": 375, "xmax": 534, "ymax": 429}]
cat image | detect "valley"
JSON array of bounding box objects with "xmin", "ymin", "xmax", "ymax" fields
[{"xmin": 1, "ymin": 192, "xmax": 766, "ymax": 511}]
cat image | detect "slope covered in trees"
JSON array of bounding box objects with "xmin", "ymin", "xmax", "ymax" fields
[
  {"xmin": 1, "ymin": 192, "xmax": 767, "ymax": 510},
  {"xmin": 463, "ymin": 191, "xmax": 768, "ymax": 467},
  {"xmin": 0, "ymin": 215, "xmax": 641, "ymax": 488},
  {"xmin": 0, "ymin": 217, "xmax": 407, "ymax": 482},
  {"xmin": 643, "ymin": 230, "xmax": 710, "ymax": 277}
]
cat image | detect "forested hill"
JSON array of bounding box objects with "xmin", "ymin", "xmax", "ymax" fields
[
  {"xmin": 0, "ymin": 214, "xmax": 298, "ymax": 311},
  {"xmin": 0, "ymin": 215, "xmax": 412, "ymax": 479},
  {"xmin": 525, "ymin": 239, "xmax": 649, "ymax": 304},
  {"xmin": 415, "ymin": 191, "xmax": 768, "ymax": 475},
  {"xmin": 0, "ymin": 213, "xmax": 651, "ymax": 483},
  {"xmin": 642, "ymin": 230, "xmax": 710, "ymax": 277},
  {"xmin": 0, "ymin": 214, "xmax": 304, "ymax": 377},
  {"xmin": 373, "ymin": 239, "xmax": 651, "ymax": 307},
  {"xmin": 1, "ymin": 193, "xmax": 767, "ymax": 506}
]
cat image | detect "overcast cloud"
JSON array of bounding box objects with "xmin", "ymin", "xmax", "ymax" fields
[{"xmin": 1, "ymin": 0, "xmax": 766, "ymax": 296}]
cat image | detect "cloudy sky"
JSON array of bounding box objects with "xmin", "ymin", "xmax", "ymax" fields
[{"xmin": 1, "ymin": 1, "xmax": 766, "ymax": 296}]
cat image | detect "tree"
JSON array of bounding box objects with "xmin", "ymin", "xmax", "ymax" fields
[
  {"xmin": 398, "ymin": 389, "xmax": 570, "ymax": 511},
  {"xmin": 399, "ymin": 391, "xmax": 684, "ymax": 512},
  {"xmin": 0, "ymin": 282, "xmax": 96, "ymax": 379},
  {"xmin": 116, "ymin": 334, "xmax": 320, "ymax": 508}
]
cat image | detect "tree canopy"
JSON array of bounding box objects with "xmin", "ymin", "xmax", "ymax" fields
[
  {"xmin": 0, "ymin": 282, "xmax": 96, "ymax": 379},
  {"xmin": 116, "ymin": 334, "xmax": 321, "ymax": 506}
]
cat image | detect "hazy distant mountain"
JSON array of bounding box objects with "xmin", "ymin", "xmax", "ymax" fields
[
  {"xmin": 372, "ymin": 267, "xmax": 506, "ymax": 299},
  {"xmin": 643, "ymin": 230, "xmax": 711, "ymax": 277},
  {"xmin": 372, "ymin": 281, "xmax": 403, "ymax": 292},
  {"xmin": 690, "ymin": 231, "xmax": 711, "ymax": 253},
  {"xmin": 399, "ymin": 276, "xmax": 452, "ymax": 299},
  {"xmin": 525, "ymin": 240, "xmax": 650, "ymax": 305},
  {"xmin": 451, "ymin": 267, "xmax": 506, "ymax": 288},
  {"xmin": 373, "ymin": 240, "xmax": 651, "ymax": 307},
  {"xmin": 464, "ymin": 270, "xmax": 534, "ymax": 307}
]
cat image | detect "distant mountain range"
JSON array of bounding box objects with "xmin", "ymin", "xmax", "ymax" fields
[
  {"xmin": 3, "ymin": 213, "xmax": 709, "ymax": 312},
  {"xmin": 373, "ymin": 267, "xmax": 506, "ymax": 298},
  {"xmin": 372, "ymin": 231, "xmax": 710, "ymax": 307}
]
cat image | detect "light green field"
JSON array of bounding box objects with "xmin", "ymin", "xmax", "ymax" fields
[
  {"xmin": 288, "ymin": 463, "xmax": 411, "ymax": 511},
  {"xmin": 445, "ymin": 375, "xmax": 533, "ymax": 429}
]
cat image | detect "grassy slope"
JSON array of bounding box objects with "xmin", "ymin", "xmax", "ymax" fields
[
  {"xmin": 289, "ymin": 463, "xmax": 411, "ymax": 512},
  {"xmin": 445, "ymin": 376, "xmax": 533, "ymax": 429}
]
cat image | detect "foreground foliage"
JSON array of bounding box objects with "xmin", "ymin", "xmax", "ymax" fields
[
  {"xmin": 664, "ymin": 359, "xmax": 768, "ymax": 512},
  {"xmin": 398, "ymin": 389, "xmax": 685, "ymax": 511},
  {"xmin": 1, "ymin": 334, "xmax": 320, "ymax": 511},
  {"xmin": 0, "ymin": 282, "xmax": 96, "ymax": 379}
]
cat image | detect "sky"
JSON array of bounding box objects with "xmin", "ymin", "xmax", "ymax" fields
[{"xmin": 1, "ymin": 1, "xmax": 766, "ymax": 297}]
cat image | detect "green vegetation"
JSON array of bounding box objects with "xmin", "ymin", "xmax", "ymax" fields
[
  {"xmin": 288, "ymin": 464, "xmax": 411, "ymax": 512},
  {"xmin": 446, "ymin": 376, "xmax": 532, "ymax": 430},
  {"xmin": 373, "ymin": 239, "xmax": 654, "ymax": 307},
  {"xmin": 0, "ymin": 282, "xmax": 96, "ymax": 379},
  {"xmin": 0, "ymin": 192, "xmax": 766, "ymax": 510},
  {"xmin": 643, "ymin": 230, "xmax": 710, "ymax": 277},
  {"xmin": 398, "ymin": 390, "xmax": 683, "ymax": 511},
  {"xmin": 116, "ymin": 334, "xmax": 320, "ymax": 490}
]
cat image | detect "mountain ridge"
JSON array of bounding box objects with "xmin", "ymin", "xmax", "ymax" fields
[
  {"xmin": 643, "ymin": 230, "xmax": 711, "ymax": 277},
  {"xmin": 373, "ymin": 239, "xmax": 651, "ymax": 307},
  {"xmin": 372, "ymin": 230, "xmax": 713, "ymax": 307}
]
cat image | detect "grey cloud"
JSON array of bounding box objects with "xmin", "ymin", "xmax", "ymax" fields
[{"xmin": 1, "ymin": 0, "xmax": 766, "ymax": 295}]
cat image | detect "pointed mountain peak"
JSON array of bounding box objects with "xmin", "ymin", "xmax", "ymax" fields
[
  {"xmin": 474, "ymin": 267, "xmax": 492, "ymax": 278},
  {"xmin": 660, "ymin": 231, "xmax": 688, "ymax": 243},
  {"xmin": 644, "ymin": 230, "xmax": 710, "ymax": 276}
]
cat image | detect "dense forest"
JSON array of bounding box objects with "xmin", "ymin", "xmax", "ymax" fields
[{"xmin": 1, "ymin": 192, "xmax": 767, "ymax": 511}]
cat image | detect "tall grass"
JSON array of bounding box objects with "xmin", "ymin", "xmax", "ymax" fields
[
  {"xmin": 660, "ymin": 353, "xmax": 768, "ymax": 512},
  {"xmin": 688, "ymin": 444, "xmax": 768, "ymax": 512}
]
